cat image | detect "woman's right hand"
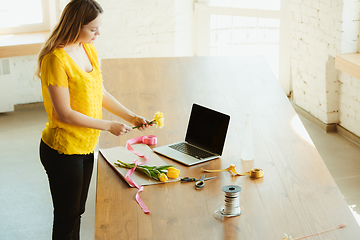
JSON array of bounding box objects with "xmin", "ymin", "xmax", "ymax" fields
[{"xmin": 108, "ymin": 121, "xmax": 132, "ymax": 136}]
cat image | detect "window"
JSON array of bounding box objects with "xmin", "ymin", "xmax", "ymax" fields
[
  {"xmin": 0, "ymin": 0, "xmax": 50, "ymax": 35},
  {"xmin": 209, "ymin": 0, "xmax": 281, "ymax": 11},
  {"xmin": 210, "ymin": 15, "xmax": 280, "ymax": 78},
  {"xmin": 194, "ymin": 0, "xmax": 291, "ymax": 95}
]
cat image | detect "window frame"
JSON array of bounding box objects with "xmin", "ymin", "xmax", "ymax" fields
[{"xmin": 0, "ymin": 0, "xmax": 50, "ymax": 35}]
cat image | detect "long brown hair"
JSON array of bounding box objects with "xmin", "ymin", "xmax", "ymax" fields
[{"xmin": 36, "ymin": 0, "xmax": 103, "ymax": 78}]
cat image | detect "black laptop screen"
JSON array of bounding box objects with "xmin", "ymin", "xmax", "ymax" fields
[{"xmin": 185, "ymin": 104, "xmax": 230, "ymax": 155}]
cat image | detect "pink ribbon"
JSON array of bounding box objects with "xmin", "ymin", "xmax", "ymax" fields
[
  {"xmin": 142, "ymin": 135, "xmax": 158, "ymax": 145},
  {"xmin": 125, "ymin": 135, "xmax": 157, "ymax": 214}
]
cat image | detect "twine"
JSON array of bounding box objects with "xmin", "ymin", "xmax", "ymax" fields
[{"xmin": 283, "ymin": 224, "xmax": 346, "ymax": 240}]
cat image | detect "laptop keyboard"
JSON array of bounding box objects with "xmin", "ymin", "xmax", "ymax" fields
[{"xmin": 169, "ymin": 142, "xmax": 215, "ymax": 159}]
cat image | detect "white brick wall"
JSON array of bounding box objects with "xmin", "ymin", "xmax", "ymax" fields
[
  {"xmin": 95, "ymin": 0, "xmax": 193, "ymax": 59},
  {"xmin": 338, "ymin": 0, "xmax": 360, "ymax": 136},
  {"xmin": 339, "ymin": 72, "xmax": 360, "ymax": 136},
  {"xmin": 290, "ymin": 0, "xmax": 360, "ymax": 136},
  {"xmin": 10, "ymin": 0, "xmax": 194, "ymax": 105}
]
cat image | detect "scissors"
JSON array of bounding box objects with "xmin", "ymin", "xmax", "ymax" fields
[
  {"xmin": 195, "ymin": 174, "xmax": 206, "ymax": 189},
  {"xmin": 180, "ymin": 175, "xmax": 217, "ymax": 182}
]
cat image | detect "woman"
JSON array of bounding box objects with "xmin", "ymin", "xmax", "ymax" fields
[{"xmin": 36, "ymin": 0, "xmax": 150, "ymax": 239}]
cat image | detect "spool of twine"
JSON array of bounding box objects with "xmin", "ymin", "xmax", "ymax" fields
[
  {"xmin": 214, "ymin": 185, "xmax": 242, "ymax": 220},
  {"xmin": 221, "ymin": 185, "xmax": 242, "ymax": 216}
]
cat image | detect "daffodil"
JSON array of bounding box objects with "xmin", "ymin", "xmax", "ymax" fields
[
  {"xmin": 167, "ymin": 167, "xmax": 180, "ymax": 179},
  {"xmin": 159, "ymin": 173, "xmax": 168, "ymax": 182},
  {"xmin": 133, "ymin": 111, "xmax": 164, "ymax": 129}
]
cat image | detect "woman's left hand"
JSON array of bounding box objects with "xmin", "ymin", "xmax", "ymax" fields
[{"xmin": 133, "ymin": 115, "xmax": 151, "ymax": 131}]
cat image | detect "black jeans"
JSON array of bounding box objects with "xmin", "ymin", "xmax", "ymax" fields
[{"xmin": 39, "ymin": 140, "xmax": 94, "ymax": 240}]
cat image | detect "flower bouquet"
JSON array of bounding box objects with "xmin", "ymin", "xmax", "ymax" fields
[{"xmin": 115, "ymin": 160, "xmax": 180, "ymax": 182}]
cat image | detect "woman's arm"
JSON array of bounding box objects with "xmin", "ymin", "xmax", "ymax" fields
[
  {"xmin": 47, "ymin": 84, "xmax": 132, "ymax": 136},
  {"xmin": 102, "ymin": 85, "xmax": 150, "ymax": 130}
]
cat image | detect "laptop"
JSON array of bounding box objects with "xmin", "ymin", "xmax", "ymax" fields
[{"xmin": 153, "ymin": 103, "xmax": 230, "ymax": 166}]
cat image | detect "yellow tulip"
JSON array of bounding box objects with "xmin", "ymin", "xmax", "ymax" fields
[
  {"xmin": 168, "ymin": 167, "xmax": 180, "ymax": 174},
  {"xmin": 153, "ymin": 111, "xmax": 164, "ymax": 128},
  {"xmin": 159, "ymin": 173, "xmax": 168, "ymax": 182},
  {"xmin": 167, "ymin": 167, "xmax": 180, "ymax": 179},
  {"xmin": 132, "ymin": 111, "xmax": 164, "ymax": 129}
]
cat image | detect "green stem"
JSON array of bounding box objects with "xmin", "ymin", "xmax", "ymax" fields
[
  {"xmin": 155, "ymin": 165, "xmax": 173, "ymax": 171},
  {"xmin": 114, "ymin": 160, "xmax": 173, "ymax": 181},
  {"xmin": 132, "ymin": 120, "xmax": 156, "ymax": 129}
]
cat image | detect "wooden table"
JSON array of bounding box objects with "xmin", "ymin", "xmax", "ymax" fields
[{"xmin": 95, "ymin": 56, "xmax": 360, "ymax": 240}]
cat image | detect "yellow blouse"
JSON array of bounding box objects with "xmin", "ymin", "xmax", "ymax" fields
[{"xmin": 40, "ymin": 43, "xmax": 103, "ymax": 155}]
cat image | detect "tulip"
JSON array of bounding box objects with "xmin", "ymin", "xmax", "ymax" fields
[
  {"xmin": 159, "ymin": 173, "xmax": 168, "ymax": 182},
  {"xmin": 153, "ymin": 112, "xmax": 164, "ymax": 128},
  {"xmin": 115, "ymin": 160, "xmax": 174, "ymax": 182},
  {"xmin": 167, "ymin": 167, "xmax": 180, "ymax": 179},
  {"xmin": 133, "ymin": 111, "xmax": 164, "ymax": 129}
]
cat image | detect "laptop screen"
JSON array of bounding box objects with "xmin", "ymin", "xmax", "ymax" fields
[{"xmin": 185, "ymin": 104, "xmax": 230, "ymax": 155}]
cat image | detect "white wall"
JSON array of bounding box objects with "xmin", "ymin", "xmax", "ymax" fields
[
  {"xmin": 338, "ymin": 0, "xmax": 360, "ymax": 137},
  {"xmin": 8, "ymin": 0, "xmax": 194, "ymax": 105},
  {"xmin": 94, "ymin": 0, "xmax": 193, "ymax": 59},
  {"xmin": 338, "ymin": 72, "xmax": 360, "ymax": 137},
  {"xmin": 11, "ymin": 56, "xmax": 42, "ymax": 104},
  {"xmin": 289, "ymin": 0, "xmax": 343, "ymax": 123},
  {"xmin": 289, "ymin": 0, "xmax": 360, "ymax": 137}
]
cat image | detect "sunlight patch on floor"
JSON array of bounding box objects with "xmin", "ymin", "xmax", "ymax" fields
[
  {"xmin": 290, "ymin": 115, "xmax": 315, "ymax": 147},
  {"xmin": 349, "ymin": 205, "xmax": 360, "ymax": 226}
]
